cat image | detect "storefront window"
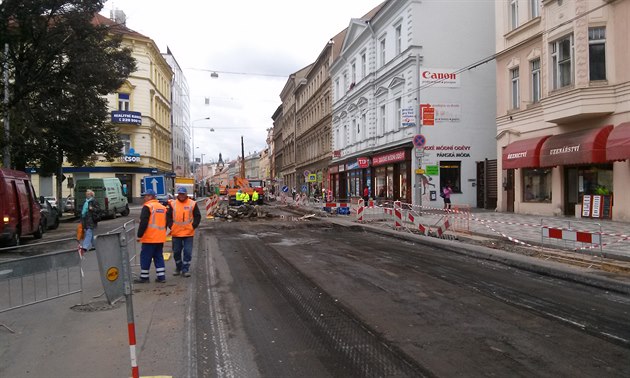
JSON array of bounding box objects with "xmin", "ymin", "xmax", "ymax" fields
[
  {"xmin": 387, "ymin": 166, "xmax": 394, "ymax": 198},
  {"xmin": 522, "ymin": 168, "xmax": 552, "ymax": 202},
  {"xmin": 376, "ymin": 167, "xmax": 387, "ymax": 198},
  {"xmin": 399, "ymin": 163, "xmax": 408, "ymax": 201},
  {"xmin": 579, "ymin": 165, "xmax": 612, "ymax": 196},
  {"xmin": 439, "ymin": 161, "xmax": 461, "ymax": 192}
]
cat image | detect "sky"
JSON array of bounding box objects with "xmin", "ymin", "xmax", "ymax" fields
[{"xmin": 100, "ymin": 0, "xmax": 384, "ymax": 165}]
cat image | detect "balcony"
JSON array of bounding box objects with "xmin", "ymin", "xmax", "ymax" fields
[{"xmin": 542, "ymin": 85, "xmax": 615, "ymax": 124}]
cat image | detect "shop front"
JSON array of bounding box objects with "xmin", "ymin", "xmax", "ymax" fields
[{"xmin": 372, "ymin": 148, "xmax": 411, "ymax": 203}]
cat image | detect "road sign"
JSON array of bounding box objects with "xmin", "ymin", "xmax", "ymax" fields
[
  {"xmin": 143, "ymin": 175, "xmax": 166, "ymax": 195},
  {"xmin": 282, "ymin": 185, "xmax": 289, "ymax": 193},
  {"xmin": 413, "ymin": 134, "xmax": 426, "ymax": 148}
]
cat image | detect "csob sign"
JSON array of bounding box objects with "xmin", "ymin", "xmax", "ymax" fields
[{"xmin": 111, "ymin": 111, "xmax": 142, "ymax": 125}]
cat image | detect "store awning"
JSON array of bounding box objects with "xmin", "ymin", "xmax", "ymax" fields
[
  {"xmin": 502, "ymin": 135, "xmax": 551, "ymax": 169},
  {"xmin": 540, "ymin": 125, "xmax": 613, "ymax": 167},
  {"xmin": 606, "ymin": 122, "xmax": 630, "ymax": 161}
]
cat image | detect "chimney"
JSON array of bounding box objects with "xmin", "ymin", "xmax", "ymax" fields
[{"xmin": 109, "ymin": 9, "xmax": 127, "ymax": 26}]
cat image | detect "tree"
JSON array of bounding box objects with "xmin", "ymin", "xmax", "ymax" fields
[{"xmin": 0, "ymin": 0, "xmax": 136, "ymax": 200}]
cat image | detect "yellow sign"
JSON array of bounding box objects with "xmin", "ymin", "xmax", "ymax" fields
[
  {"xmin": 106, "ymin": 267, "xmax": 119, "ymax": 282},
  {"xmin": 415, "ymin": 168, "xmax": 425, "ymax": 174}
]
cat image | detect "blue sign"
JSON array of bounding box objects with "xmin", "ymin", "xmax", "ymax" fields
[
  {"xmin": 282, "ymin": 186, "xmax": 289, "ymax": 193},
  {"xmin": 111, "ymin": 111, "xmax": 142, "ymax": 125},
  {"xmin": 301, "ymin": 185, "xmax": 307, "ymax": 192},
  {"xmin": 413, "ymin": 134, "xmax": 427, "ymax": 148},
  {"xmin": 143, "ymin": 175, "xmax": 166, "ymax": 195}
]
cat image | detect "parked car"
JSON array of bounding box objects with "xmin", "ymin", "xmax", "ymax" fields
[
  {"xmin": 63, "ymin": 196, "xmax": 75, "ymax": 213},
  {"xmin": 0, "ymin": 168, "xmax": 44, "ymax": 246},
  {"xmin": 39, "ymin": 196, "xmax": 60, "ymax": 230},
  {"xmin": 44, "ymin": 196, "xmax": 58, "ymax": 209}
]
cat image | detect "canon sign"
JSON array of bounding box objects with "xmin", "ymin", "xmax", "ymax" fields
[{"xmin": 420, "ymin": 68, "xmax": 460, "ymax": 88}]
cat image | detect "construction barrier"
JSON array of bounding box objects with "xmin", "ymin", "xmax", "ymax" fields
[
  {"xmin": 323, "ymin": 202, "xmax": 351, "ymax": 215},
  {"xmin": 542, "ymin": 223, "xmax": 603, "ymax": 254},
  {"xmin": 205, "ymin": 195, "xmax": 219, "ymax": 218}
]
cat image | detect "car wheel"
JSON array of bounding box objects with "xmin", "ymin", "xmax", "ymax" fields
[
  {"xmin": 121, "ymin": 205, "xmax": 130, "ymax": 216},
  {"xmin": 34, "ymin": 221, "xmax": 44, "ymax": 239},
  {"xmin": 50, "ymin": 215, "xmax": 60, "ymax": 230}
]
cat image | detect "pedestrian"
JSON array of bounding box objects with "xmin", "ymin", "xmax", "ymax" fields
[
  {"xmin": 362, "ymin": 186, "xmax": 370, "ymax": 203},
  {"xmin": 167, "ymin": 187, "xmax": 201, "ymax": 278},
  {"xmin": 79, "ymin": 189, "xmax": 101, "ymax": 256},
  {"xmin": 291, "ymin": 187, "xmax": 297, "ymax": 200},
  {"xmin": 135, "ymin": 189, "xmax": 168, "ymax": 284},
  {"xmin": 442, "ymin": 182, "xmax": 453, "ymax": 210}
]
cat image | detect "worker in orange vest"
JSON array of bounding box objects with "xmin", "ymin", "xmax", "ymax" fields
[
  {"xmin": 167, "ymin": 187, "xmax": 201, "ymax": 277},
  {"xmin": 134, "ymin": 189, "xmax": 168, "ymax": 284}
]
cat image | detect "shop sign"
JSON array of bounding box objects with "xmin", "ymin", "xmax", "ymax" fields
[
  {"xmin": 332, "ymin": 150, "xmax": 341, "ymax": 158},
  {"xmin": 401, "ymin": 107, "xmax": 416, "ymax": 128},
  {"xmin": 120, "ymin": 148, "xmax": 141, "ymax": 163},
  {"xmin": 347, "ymin": 161, "xmax": 359, "ymax": 170},
  {"xmin": 111, "ymin": 110, "xmax": 142, "ymax": 125},
  {"xmin": 357, "ymin": 157, "xmax": 370, "ymax": 168},
  {"xmin": 425, "ymin": 165, "xmax": 439, "ymax": 175},
  {"xmin": 338, "ymin": 164, "xmax": 346, "ymax": 172},
  {"xmin": 372, "ymin": 150, "xmax": 406, "ymax": 166},
  {"xmin": 329, "ymin": 165, "xmax": 338, "ymax": 174}
]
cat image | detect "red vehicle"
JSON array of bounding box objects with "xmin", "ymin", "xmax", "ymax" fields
[{"xmin": 0, "ymin": 168, "xmax": 44, "ymax": 246}]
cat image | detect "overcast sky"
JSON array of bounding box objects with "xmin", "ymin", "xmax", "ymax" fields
[{"xmin": 101, "ymin": 0, "xmax": 383, "ymax": 165}]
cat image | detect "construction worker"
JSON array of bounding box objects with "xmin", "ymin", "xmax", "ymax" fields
[
  {"xmin": 167, "ymin": 187, "xmax": 201, "ymax": 277},
  {"xmin": 236, "ymin": 189, "xmax": 243, "ymax": 206},
  {"xmin": 135, "ymin": 189, "xmax": 168, "ymax": 284},
  {"xmin": 251, "ymin": 190, "xmax": 259, "ymax": 205},
  {"xmin": 242, "ymin": 191, "xmax": 250, "ymax": 205}
]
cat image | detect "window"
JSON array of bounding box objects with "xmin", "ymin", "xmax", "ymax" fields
[
  {"xmin": 530, "ymin": 0, "xmax": 540, "ymax": 18},
  {"xmin": 510, "ymin": 67, "xmax": 520, "ymax": 109},
  {"xmin": 439, "ymin": 161, "xmax": 461, "ymax": 193},
  {"xmin": 379, "ymin": 38, "xmax": 386, "ymax": 67},
  {"xmin": 118, "ymin": 93, "xmax": 130, "ymax": 111},
  {"xmin": 361, "ymin": 113, "xmax": 367, "ymax": 140},
  {"xmin": 395, "ymin": 25, "xmax": 402, "ymax": 55},
  {"xmin": 335, "ymin": 78, "xmax": 340, "ymax": 99},
  {"xmin": 343, "ymin": 73, "xmax": 348, "ymax": 93},
  {"xmin": 120, "ymin": 134, "xmax": 131, "ymax": 154},
  {"xmin": 351, "ymin": 119, "xmax": 356, "ymax": 144},
  {"xmin": 531, "ymin": 59, "xmax": 541, "ymax": 103},
  {"xmin": 510, "ymin": 0, "xmax": 519, "ymax": 30},
  {"xmin": 351, "ymin": 61, "xmax": 356, "ymax": 84},
  {"xmin": 361, "ymin": 53, "xmax": 366, "ymax": 78},
  {"xmin": 395, "ymin": 97, "xmax": 402, "ymax": 129},
  {"xmin": 380, "ymin": 104, "xmax": 386, "ymax": 134},
  {"xmin": 551, "ymin": 34, "xmax": 573, "ymax": 89},
  {"xmin": 522, "ymin": 168, "xmax": 552, "ymax": 202},
  {"xmin": 589, "ymin": 27, "xmax": 606, "ymax": 81}
]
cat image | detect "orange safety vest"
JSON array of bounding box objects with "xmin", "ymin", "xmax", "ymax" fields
[
  {"xmin": 139, "ymin": 200, "xmax": 167, "ymax": 243},
  {"xmin": 169, "ymin": 198, "xmax": 196, "ymax": 237}
]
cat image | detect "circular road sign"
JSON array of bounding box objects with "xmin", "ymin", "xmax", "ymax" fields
[{"xmin": 413, "ymin": 134, "xmax": 427, "ymax": 148}]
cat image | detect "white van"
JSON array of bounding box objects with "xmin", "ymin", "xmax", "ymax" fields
[{"xmin": 74, "ymin": 178, "xmax": 130, "ymax": 218}]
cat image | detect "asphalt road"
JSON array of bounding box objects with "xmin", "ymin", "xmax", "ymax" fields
[
  {"xmin": 2, "ymin": 204, "xmax": 630, "ymax": 377},
  {"xmin": 193, "ymin": 216, "xmax": 630, "ymax": 377}
]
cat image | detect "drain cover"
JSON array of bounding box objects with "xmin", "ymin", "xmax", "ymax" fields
[{"xmin": 71, "ymin": 300, "xmax": 122, "ymax": 312}]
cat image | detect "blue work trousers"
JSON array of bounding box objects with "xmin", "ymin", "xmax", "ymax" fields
[
  {"xmin": 139, "ymin": 243, "xmax": 165, "ymax": 281},
  {"xmin": 172, "ymin": 236, "xmax": 194, "ymax": 273}
]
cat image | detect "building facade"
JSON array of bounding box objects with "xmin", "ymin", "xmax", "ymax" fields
[
  {"xmin": 496, "ymin": 0, "xmax": 630, "ymax": 221},
  {"xmin": 32, "ymin": 12, "xmax": 174, "ymax": 204},
  {"xmin": 330, "ymin": 0, "xmax": 497, "ymax": 207},
  {"xmin": 163, "ymin": 47, "xmax": 191, "ymax": 179}
]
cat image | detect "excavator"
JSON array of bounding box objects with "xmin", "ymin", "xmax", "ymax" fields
[{"xmin": 222, "ymin": 137, "xmax": 264, "ymax": 205}]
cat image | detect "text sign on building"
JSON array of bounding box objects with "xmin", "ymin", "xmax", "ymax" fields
[
  {"xmin": 111, "ymin": 111, "xmax": 142, "ymax": 125},
  {"xmin": 401, "ymin": 107, "xmax": 416, "ymax": 128},
  {"xmin": 420, "ymin": 68, "xmax": 461, "ymax": 88},
  {"xmin": 372, "ymin": 149, "xmax": 406, "ymax": 166},
  {"xmin": 357, "ymin": 157, "xmax": 370, "ymax": 168},
  {"xmin": 421, "ymin": 105, "xmax": 435, "ymax": 126}
]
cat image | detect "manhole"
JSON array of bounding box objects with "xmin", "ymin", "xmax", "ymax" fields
[{"xmin": 71, "ymin": 300, "xmax": 122, "ymax": 312}]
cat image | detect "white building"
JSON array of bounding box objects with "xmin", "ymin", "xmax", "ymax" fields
[{"xmin": 330, "ymin": 0, "xmax": 497, "ymax": 209}]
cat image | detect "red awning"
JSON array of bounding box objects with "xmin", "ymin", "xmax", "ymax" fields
[
  {"xmin": 606, "ymin": 122, "xmax": 630, "ymax": 161},
  {"xmin": 540, "ymin": 125, "xmax": 613, "ymax": 167},
  {"xmin": 502, "ymin": 135, "xmax": 551, "ymax": 169}
]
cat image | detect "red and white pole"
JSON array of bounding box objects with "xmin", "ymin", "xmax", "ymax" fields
[{"xmin": 128, "ymin": 322, "xmax": 139, "ymax": 378}]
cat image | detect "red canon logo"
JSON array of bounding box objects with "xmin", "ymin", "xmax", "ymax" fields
[{"xmin": 422, "ymin": 71, "xmax": 457, "ymax": 80}]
